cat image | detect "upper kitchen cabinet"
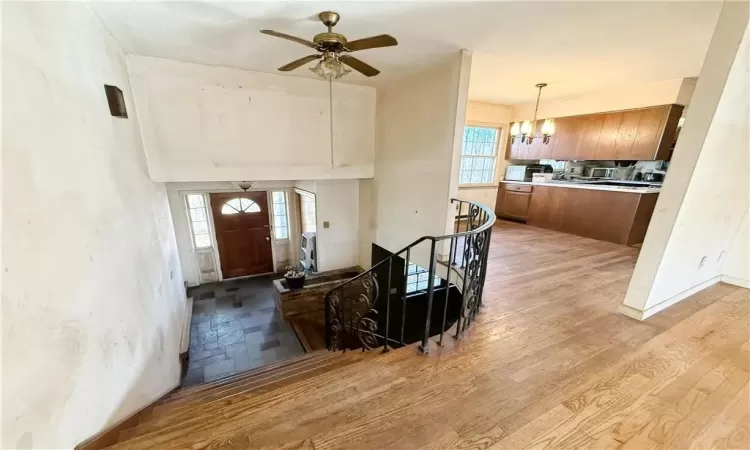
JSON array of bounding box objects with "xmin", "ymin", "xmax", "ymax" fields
[
  {"xmin": 508, "ymin": 104, "xmax": 684, "ymax": 161},
  {"xmin": 506, "ymin": 128, "xmax": 556, "ymax": 160}
]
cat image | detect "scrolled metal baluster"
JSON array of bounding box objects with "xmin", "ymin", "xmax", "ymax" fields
[{"xmin": 356, "ymin": 273, "xmax": 380, "ymax": 350}]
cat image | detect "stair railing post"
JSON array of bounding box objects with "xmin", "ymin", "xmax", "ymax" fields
[
  {"xmin": 324, "ymin": 292, "xmax": 330, "ymax": 350},
  {"xmin": 400, "ymin": 247, "xmax": 410, "ymax": 346},
  {"xmin": 419, "ymin": 240, "xmax": 438, "ymax": 355},
  {"xmin": 439, "ymin": 235, "xmax": 455, "ymax": 347},
  {"xmin": 383, "ymin": 258, "xmax": 392, "ymax": 353}
]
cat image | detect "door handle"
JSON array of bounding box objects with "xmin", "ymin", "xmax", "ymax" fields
[{"xmin": 265, "ymin": 237, "xmax": 270, "ymax": 241}]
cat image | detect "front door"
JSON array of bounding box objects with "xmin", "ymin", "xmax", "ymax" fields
[{"xmin": 210, "ymin": 192, "xmax": 274, "ymax": 279}]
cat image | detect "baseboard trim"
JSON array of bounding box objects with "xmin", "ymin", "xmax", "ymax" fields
[
  {"xmin": 75, "ymin": 382, "xmax": 180, "ymax": 450},
  {"xmin": 721, "ymin": 275, "xmax": 750, "ymax": 289},
  {"xmin": 617, "ymin": 304, "xmax": 646, "ymax": 321},
  {"xmin": 618, "ymin": 276, "xmax": 722, "ymax": 321}
]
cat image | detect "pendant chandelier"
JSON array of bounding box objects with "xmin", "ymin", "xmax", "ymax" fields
[{"xmin": 511, "ymin": 83, "xmax": 555, "ymax": 145}]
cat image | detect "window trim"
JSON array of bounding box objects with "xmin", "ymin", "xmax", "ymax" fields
[
  {"xmin": 459, "ymin": 124, "xmax": 502, "ymax": 187},
  {"xmin": 270, "ymin": 190, "xmax": 290, "ymax": 241}
]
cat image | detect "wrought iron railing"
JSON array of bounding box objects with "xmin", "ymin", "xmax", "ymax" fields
[{"xmin": 324, "ymin": 199, "xmax": 496, "ymax": 355}]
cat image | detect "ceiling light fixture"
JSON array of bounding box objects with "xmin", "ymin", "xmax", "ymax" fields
[
  {"xmin": 512, "ymin": 83, "xmax": 555, "ymax": 145},
  {"xmin": 310, "ymin": 52, "xmax": 351, "ymax": 80}
]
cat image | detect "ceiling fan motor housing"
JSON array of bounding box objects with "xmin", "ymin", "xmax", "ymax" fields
[{"xmin": 313, "ymin": 32, "xmax": 347, "ymax": 50}]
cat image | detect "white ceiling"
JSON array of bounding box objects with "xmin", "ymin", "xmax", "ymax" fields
[{"xmin": 88, "ymin": 1, "xmax": 721, "ymax": 104}]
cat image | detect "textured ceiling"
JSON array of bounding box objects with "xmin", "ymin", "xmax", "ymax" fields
[{"xmin": 88, "ymin": 1, "xmax": 721, "ymax": 104}]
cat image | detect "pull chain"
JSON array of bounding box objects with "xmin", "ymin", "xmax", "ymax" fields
[{"xmin": 329, "ymin": 77, "xmax": 334, "ymax": 169}]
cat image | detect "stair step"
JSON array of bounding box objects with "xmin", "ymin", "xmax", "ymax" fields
[
  {"xmin": 107, "ymin": 347, "xmax": 409, "ymax": 449},
  {"xmin": 150, "ymin": 351, "xmax": 348, "ymax": 417},
  {"xmin": 165, "ymin": 350, "xmax": 336, "ymax": 402},
  {"xmin": 118, "ymin": 352, "xmax": 370, "ymax": 443}
]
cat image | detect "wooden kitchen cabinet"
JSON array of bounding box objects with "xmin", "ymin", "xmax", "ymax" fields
[
  {"xmin": 512, "ymin": 104, "xmax": 684, "ymax": 161},
  {"xmin": 526, "ymin": 186, "xmax": 659, "ymax": 245},
  {"xmin": 506, "ymin": 128, "xmax": 556, "ymax": 160},
  {"xmin": 495, "ymin": 184, "xmax": 532, "ymax": 221}
]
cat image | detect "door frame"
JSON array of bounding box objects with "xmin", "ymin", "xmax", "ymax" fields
[
  {"xmin": 209, "ymin": 191, "xmax": 275, "ymax": 280},
  {"xmin": 180, "ymin": 187, "xmax": 292, "ymax": 283}
]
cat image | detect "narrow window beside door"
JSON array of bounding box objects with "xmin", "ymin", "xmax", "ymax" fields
[
  {"xmin": 300, "ymin": 193, "xmax": 317, "ymax": 233},
  {"xmin": 186, "ymin": 194, "xmax": 211, "ymax": 248},
  {"xmin": 271, "ymin": 191, "xmax": 289, "ymax": 240}
]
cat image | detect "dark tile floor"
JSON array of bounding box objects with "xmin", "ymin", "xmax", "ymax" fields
[{"xmin": 183, "ymin": 276, "xmax": 305, "ymax": 386}]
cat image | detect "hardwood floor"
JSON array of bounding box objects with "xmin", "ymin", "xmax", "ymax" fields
[{"xmin": 109, "ymin": 220, "xmax": 749, "ymax": 449}]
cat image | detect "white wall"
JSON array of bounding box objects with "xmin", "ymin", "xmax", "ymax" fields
[
  {"xmin": 511, "ymin": 77, "xmax": 696, "ymax": 121},
  {"xmin": 314, "ymin": 180, "xmax": 361, "ymax": 271},
  {"xmin": 127, "ymin": 55, "xmax": 376, "ymax": 182},
  {"xmin": 373, "ymin": 51, "xmax": 472, "ymax": 265},
  {"xmin": 458, "ymin": 101, "xmax": 512, "ymax": 208},
  {"xmin": 3, "ymin": 3, "xmax": 186, "ymax": 447},
  {"xmin": 358, "ymin": 179, "xmax": 375, "ymax": 269},
  {"xmin": 166, "ymin": 181, "xmax": 298, "ymax": 286},
  {"xmin": 621, "ymin": 5, "xmax": 749, "ymax": 320},
  {"xmin": 722, "ymin": 211, "xmax": 750, "ymax": 288}
]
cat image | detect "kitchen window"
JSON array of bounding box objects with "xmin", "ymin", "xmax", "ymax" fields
[
  {"xmin": 186, "ymin": 194, "xmax": 212, "ymax": 249},
  {"xmin": 271, "ymin": 191, "xmax": 289, "ymax": 240},
  {"xmin": 459, "ymin": 126, "xmax": 499, "ymax": 185}
]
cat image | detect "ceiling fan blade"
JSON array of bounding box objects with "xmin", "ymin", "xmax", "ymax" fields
[
  {"xmin": 344, "ymin": 34, "xmax": 398, "ymax": 52},
  {"xmin": 260, "ymin": 30, "xmax": 318, "ymax": 49},
  {"xmin": 278, "ymin": 54, "xmax": 322, "ymax": 72},
  {"xmin": 339, "ymin": 55, "xmax": 380, "ymax": 77}
]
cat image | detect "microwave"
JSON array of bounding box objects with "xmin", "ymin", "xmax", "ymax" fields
[
  {"xmin": 505, "ymin": 164, "xmax": 553, "ymax": 182},
  {"xmin": 585, "ymin": 167, "xmax": 616, "ymax": 179}
]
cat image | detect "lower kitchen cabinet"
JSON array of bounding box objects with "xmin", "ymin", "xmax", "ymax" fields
[
  {"xmin": 495, "ymin": 184, "xmax": 532, "ymax": 221},
  {"xmin": 526, "ymin": 186, "xmax": 658, "ymax": 246}
]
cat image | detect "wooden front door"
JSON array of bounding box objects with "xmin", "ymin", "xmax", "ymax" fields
[{"xmin": 210, "ymin": 192, "xmax": 274, "ymax": 279}]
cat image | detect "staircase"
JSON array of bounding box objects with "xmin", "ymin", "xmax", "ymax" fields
[
  {"xmin": 83, "ymin": 198, "xmax": 495, "ymax": 449},
  {"xmin": 96, "ymin": 351, "xmax": 370, "ymax": 448},
  {"xmin": 325, "ymin": 198, "xmax": 495, "ymax": 354}
]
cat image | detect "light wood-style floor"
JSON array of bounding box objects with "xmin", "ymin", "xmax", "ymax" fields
[{"xmin": 114, "ymin": 220, "xmax": 750, "ymax": 449}]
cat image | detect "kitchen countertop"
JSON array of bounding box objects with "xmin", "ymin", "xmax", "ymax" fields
[{"xmin": 499, "ymin": 179, "xmax": 662, "ymax": 194}]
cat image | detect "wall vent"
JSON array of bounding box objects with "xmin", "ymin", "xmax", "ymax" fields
[{"xmin": 104, "ymin": 84, "xmax": 128, "ymax": 118}]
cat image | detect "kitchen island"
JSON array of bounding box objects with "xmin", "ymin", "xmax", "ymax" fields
[{"xmin": 495, "ymin": 180, "xmax": 660, "ymax": 246}]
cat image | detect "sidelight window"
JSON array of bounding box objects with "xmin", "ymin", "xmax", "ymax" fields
[
  {"xmin": 459, "ymin": 126, "xmax": 499, "ymax": 185},
  {"xmin": 271, "ymin": 191, "xmax": 289, "ymax": 240},
  {"xmin": 186, "ymin": 194, "xmax": 212, "ymax": 249}
]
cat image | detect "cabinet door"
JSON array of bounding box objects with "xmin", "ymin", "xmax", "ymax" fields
[
  {"xmin": 576, "ymin": 114, "xmax": 604, "ymax": 160},
  {"xmin": 527, "ymin": 186, "xmax": 566, "ymax": 229},
  {"xmin": 631, "ymin": 106, "xmax": 668, "ymax": 160},
  {"xmin": 539, "ymin": 132, "xmax": 556, "ymax": 159},
  {"xmin": 526, "ymin": 134, "xmax": 543, "ymax": 160},
  {"xmin": 494, "ymin": 187, "xmax": 505, "ymax": 216},
  {"xmin": 550, "ymin": 116, "xmax": 581, "ymax": 160},
  {"xmin": 614, "ymin": 110, "xmax": 643, "ymax": 160},
  {"xmin": 508, "ymin": 135, "xmax": 526, "ymax": 160},
  {"xmin": 595, "ymin": 112, "xmax": 622, "ymax": 160},
  {"xmin": 500, "ymin": 192, "xmax": 531, "ymax": 219}
]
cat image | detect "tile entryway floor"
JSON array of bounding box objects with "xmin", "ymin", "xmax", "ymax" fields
[{"xmin": 183, "ymin": 275, "xmax": 305, "ymax": 386}]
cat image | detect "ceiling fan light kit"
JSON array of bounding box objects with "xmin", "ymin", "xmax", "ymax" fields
[{"xmin": 260, "ymin": 11, "xmax": 398, "ymax": 79}]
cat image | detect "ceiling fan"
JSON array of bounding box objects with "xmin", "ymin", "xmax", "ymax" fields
[{"xmin": 260, "ymin": 11, "xmax": 398, "ymax": 78}]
